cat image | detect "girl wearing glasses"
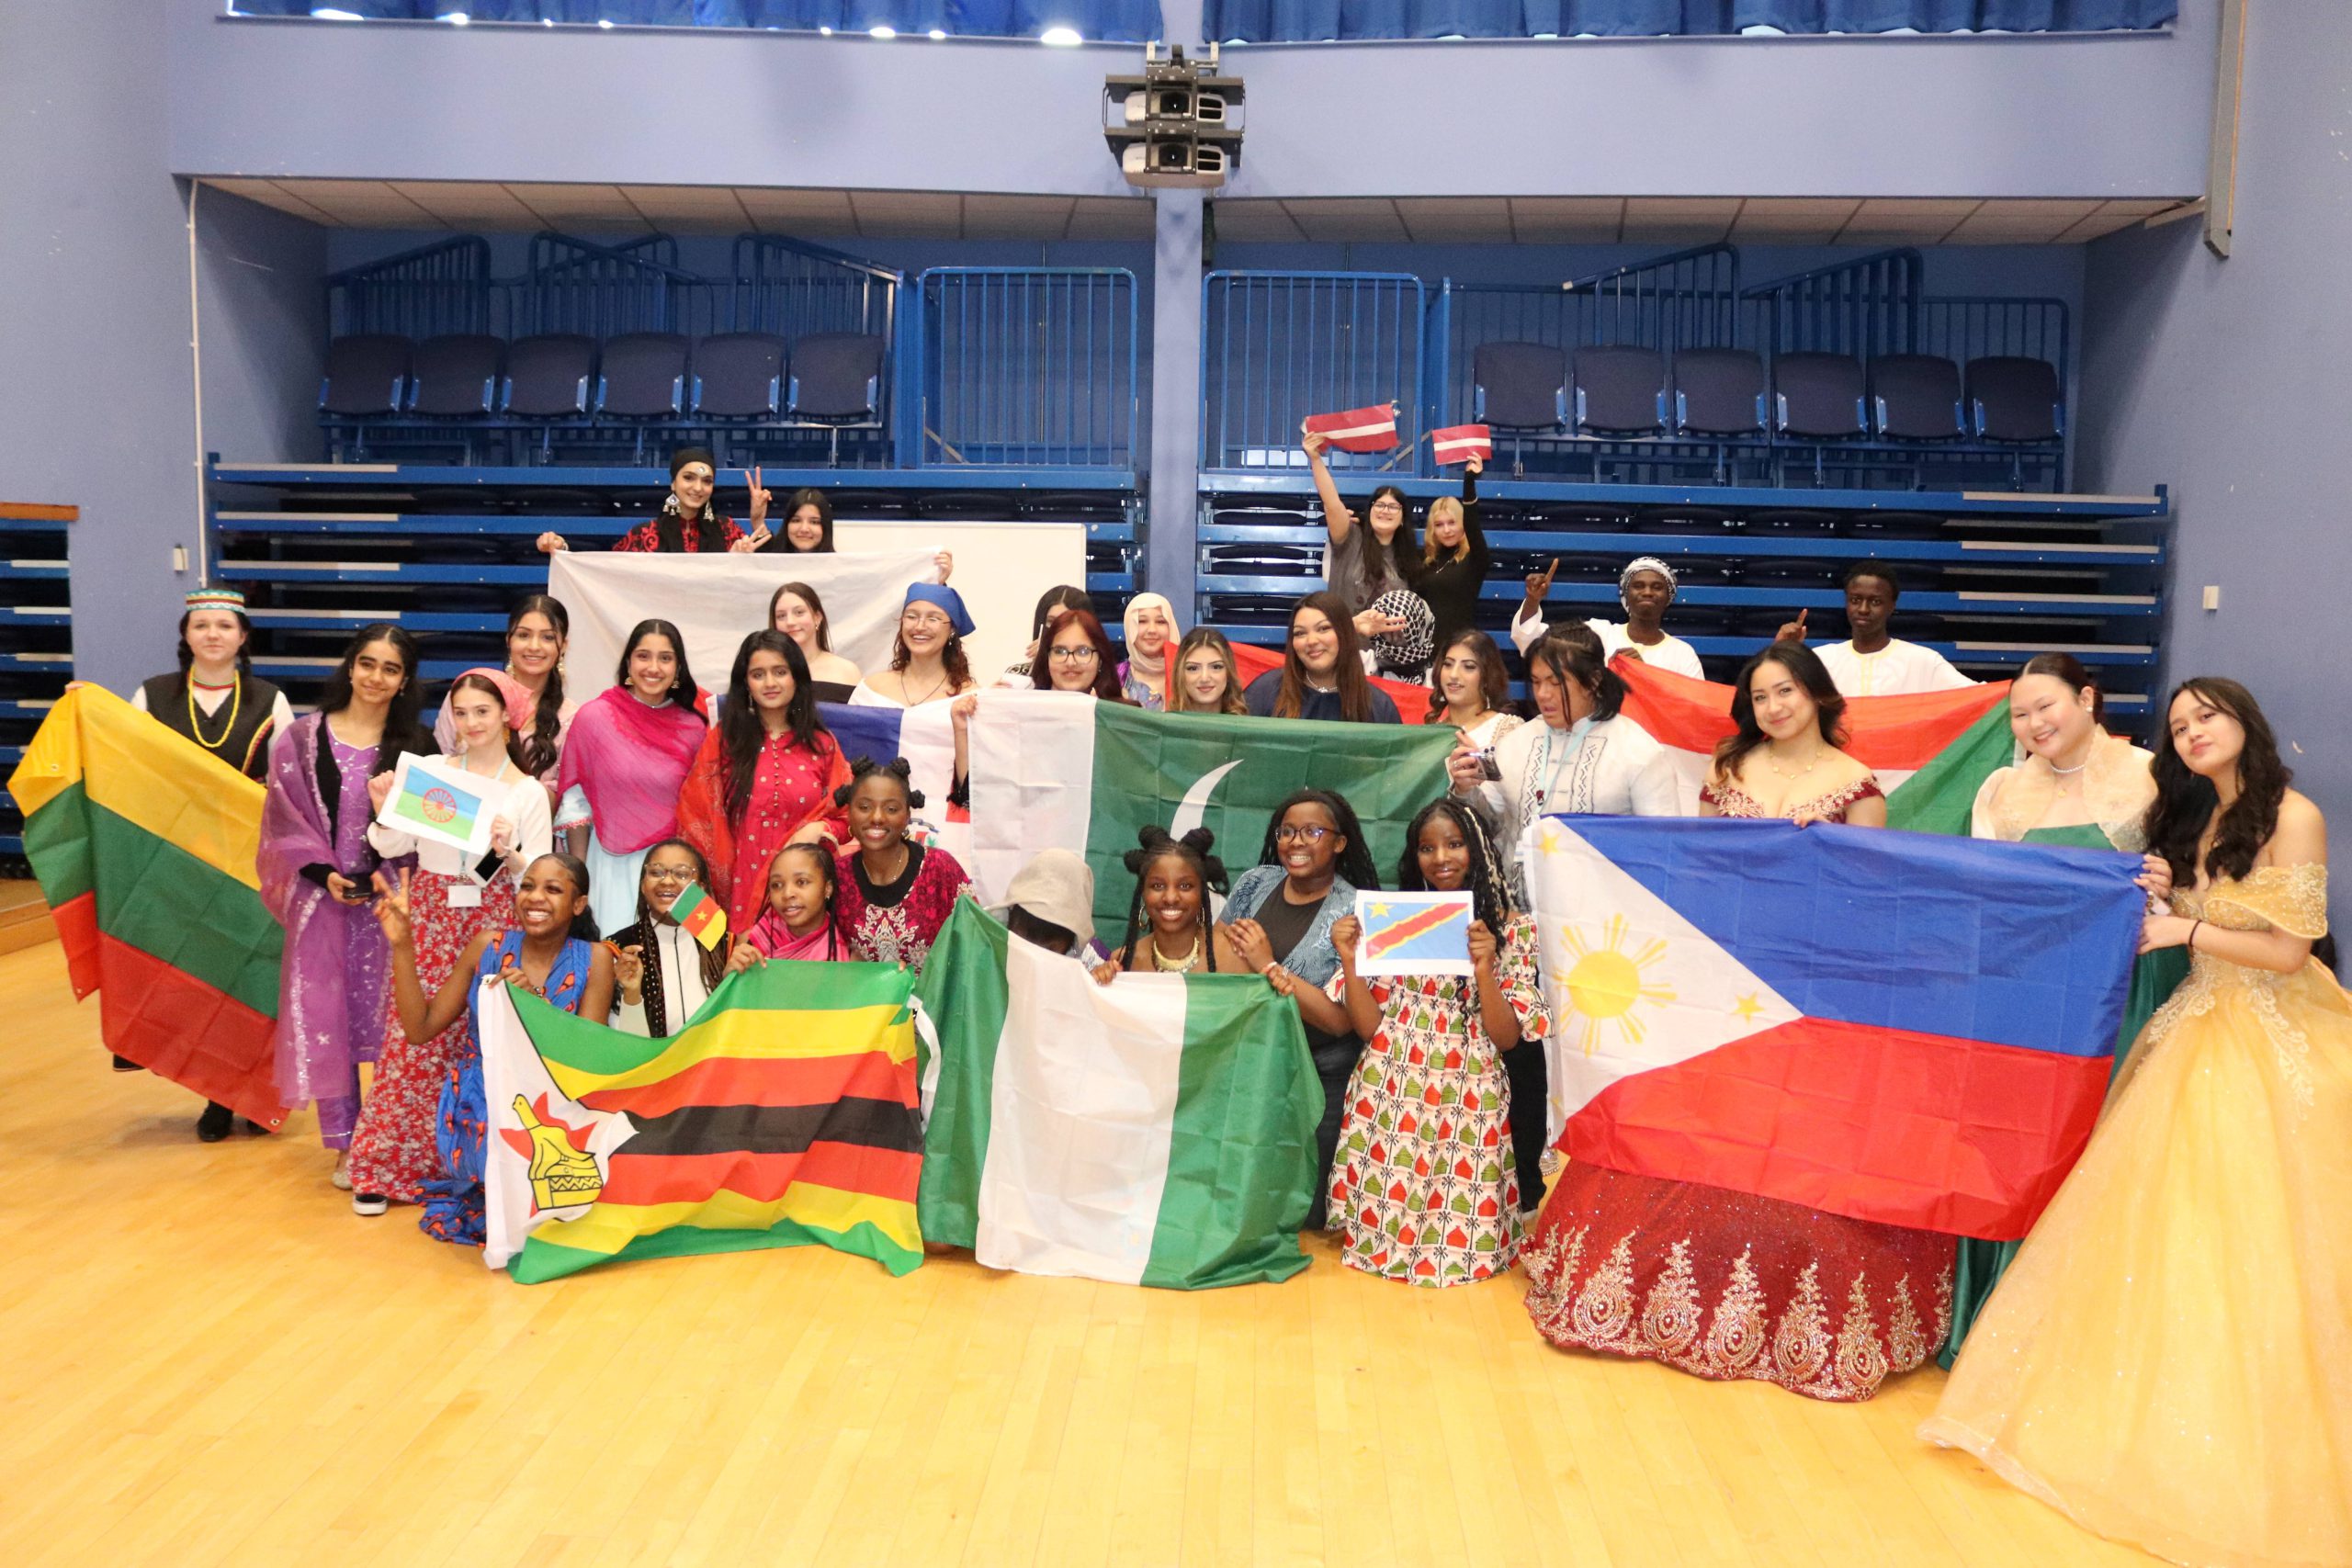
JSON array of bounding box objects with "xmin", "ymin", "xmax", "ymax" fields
[
  {"xmin": 1029, "ymin": 608, "xmax": 1135, "ymax": 702},
  {"xmin": 1221, "ymin": 788, "xmax": 1384, "ymax": 1230},
  {"xmin": 606, "ymin": 839, "xmax": 731, "ymax": 1039}
]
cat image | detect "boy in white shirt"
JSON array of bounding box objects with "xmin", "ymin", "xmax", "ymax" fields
[
  {"xmin": 1509, "ymin": 554, "xmax": 1705, "ymax": 680},
  {"xmin": 1776, "ymin": 558, "xmax": 1972, "ymax": 697}
]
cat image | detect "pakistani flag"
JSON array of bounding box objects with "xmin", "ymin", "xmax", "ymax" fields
[
  {"xmin": 963, "ymin": 690, "xmax": 1458, "ymax": 937},
  {"xmin": 915, "ymin": 900, "xmax": 1320, "ymax": 1289}
]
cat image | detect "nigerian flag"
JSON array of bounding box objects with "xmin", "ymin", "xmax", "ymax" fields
[
  {"xmin": 962, "ymin": 690, "xmax": 1458, "ymax": 937},
  {"xmin": 915, "ymin": 900, "xmax": 1319, "ymax": 1289}
]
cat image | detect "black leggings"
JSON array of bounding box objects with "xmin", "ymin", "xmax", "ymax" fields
[
  {"xmin": 1305, "ymin": 1035, "xmax": 1361, "ymax": 1232},
  {"xmin": 1504, "ymin": 1036, "xmax": 1550, "ymax": 1213}
]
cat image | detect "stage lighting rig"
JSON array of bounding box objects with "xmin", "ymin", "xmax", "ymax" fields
[{"xmin": 1103, "ymin": 43, "xmax": 1244, "ymax": 190}]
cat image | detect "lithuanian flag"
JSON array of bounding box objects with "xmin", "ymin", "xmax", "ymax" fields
[
  {"xmin": 479, "ymin": 958, "xmax": 923, "ymax": 1283},
  {"xmin": 6, "ymin": 685, "xmax": 288, "ymax": 1126}
]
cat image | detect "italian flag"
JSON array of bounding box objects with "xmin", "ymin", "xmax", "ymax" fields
[
  {"xmin": 914, "ymin": 900, "xmax": 1319, "ymax": 1289},
  {"xmin": 7, "ymin": 685, "xmax": 288, "ymax": 1125},
  {"xmin": 962, "ymin": 689, "xmax": 1457, "ymax": 936},
  {"xmin": 1611, "ymin": 658, "xmax": 2014, "ymax": 832}
]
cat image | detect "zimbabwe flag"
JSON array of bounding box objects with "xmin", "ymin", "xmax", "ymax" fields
[
  {"xmin": 6, "ymin": 685, "xmax": 288, "ymax": 1126},
  {"xmin": 479, "ymin": 959, "xmax": 923, "ymax": 1283}
]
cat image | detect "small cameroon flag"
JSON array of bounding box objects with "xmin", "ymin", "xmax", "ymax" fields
[{"xmin": 668, "ymin": 880, "xmax": 727, "ymax": 950}]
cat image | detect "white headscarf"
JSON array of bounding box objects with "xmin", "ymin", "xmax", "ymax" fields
[{"xmin": 1618, "ymin": 556, "xmax": 1679, "ymax": 614}]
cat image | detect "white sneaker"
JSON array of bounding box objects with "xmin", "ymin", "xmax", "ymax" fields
[
  {"xmin": 351, "ymin": 1192, "xmax": 389, "ymax": 1217},
  {"xmin": 330, "ymin": 1153, "xmax": 353, "ymax": 1191}
]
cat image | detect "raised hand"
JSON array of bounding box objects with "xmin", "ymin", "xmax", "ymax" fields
[
  {"xmin": 1774, "ymin": 608, "xmax": 1809, "ymax": 644},
  {"xmin": 1522, "ymin": 557, "xmax": 1559, "ymax": 604},
  {"xmin": 1464, "ymin": 455, "xmax": 1483, "ymax": 478},
  {"xmin": 746, "ymin": 465, "xmax": 772, "ymax": 527},
  {"xmin": 1329, "ymin": 914, "xmax": 1362, "ymax": 975},
  {"xmin": 614, "ymin": 942, "xmax": 645, "ymax": 1001},
  {"xmin": 1467, "ymin": 919, "xmax": 1498, "ymax": 975},
  {"xmin": 370, "ymin": 867, "xmax": 413, "ymax": 943},
  {"xmin": 933, "ymin": 549, "xmax": 955, "ymax": 583},
  {"xmin": 1352, "ymin": 607, "xmax": 1406, "ymax": 640},
  {"xmin": 536, "ymin": 531, "xmax": 570, "ymax": 555},
  {"xmin": 1301, "ymin": 428, "xmax": 1329, "ymax": 458}
]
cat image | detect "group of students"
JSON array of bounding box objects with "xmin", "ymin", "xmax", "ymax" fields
[{"xmin": 101, "ymin": 447, "xmax": 2348, "ymax": 1567}]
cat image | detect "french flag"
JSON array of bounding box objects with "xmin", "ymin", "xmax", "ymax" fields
[
  {"xmin": 1430, "ymin": 423, "xmax": 1492, "ymax": 466},
  {"xmin": 1303, "ymin": 403, "xmax": 1400, "ymax": 454},
  {"xmin": 820, "ymin": 701, "xmax": 971, "ymax": 848},
  {"xmin": 1524, "ymin": 816, "xmax": 2145, "ymax": 1240}
]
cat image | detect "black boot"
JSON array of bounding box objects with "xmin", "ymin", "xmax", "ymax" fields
[
  {"xmin": 111, "ymin": 1054, "xmax": 141, "ymax": 1073},
  {"xmin": 197, "ymin": 1102, "xmax": 234, "ymax": 1143}
]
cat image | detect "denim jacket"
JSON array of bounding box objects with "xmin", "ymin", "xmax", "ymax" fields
[{"xmin": 1225, "ymin": 863, "xmax": 1357, "ymax": 987}]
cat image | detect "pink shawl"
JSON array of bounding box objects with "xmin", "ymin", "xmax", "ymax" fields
[{"xmin": 554, "ymin": 686, "xmax": 706, "ymax": 855}]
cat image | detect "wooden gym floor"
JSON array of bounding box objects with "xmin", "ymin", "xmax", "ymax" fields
[{"xmin": 0, "ymin": 934, "xmax": 2156, "ymax": 1568}]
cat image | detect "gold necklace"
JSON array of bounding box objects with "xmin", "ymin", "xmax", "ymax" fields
[
  {"xmin": 186, "ymin": 677, "xmax": 242, "ymax": 751},
  {"xmin": 1150, "ymin": 930, "xmax": 1204, "ymax": 973},
  {"xmin": 1764, "ymin": 745, "xmax": 1822, "ymax": 781}
]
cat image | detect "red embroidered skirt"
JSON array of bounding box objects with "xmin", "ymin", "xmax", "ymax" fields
[{"xmin": 1523, "ymin": 1160, "xmax": 1953, "ymax": 1403}]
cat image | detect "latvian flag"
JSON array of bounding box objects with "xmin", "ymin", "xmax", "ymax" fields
[
  {"xmin": 1303, "ymin": 402, "xmax": 1400, "ymax": 453},
  {"xmin": 1430, "ymin": 423, "xmax": 1492, "ymax": 466},
  {"xmin": 1525, "ymin": 816, "xmax": 2145, "ymax": 1239},
  {"xmin": 1611, "ymin": 656, "xmax": 2016, "ymax": 832},
  {"xmin": 480, "ymin": 960, "xmax": 925, "ymax": 1281}
]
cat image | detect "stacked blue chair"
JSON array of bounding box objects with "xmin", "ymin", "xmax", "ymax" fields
[
  {"xmin": 319, "ymin": 334, "xmax": 412, "ymax": 458},
  {"xmin": 786, "ymin": 333, "xmax": 888, "ymax": 463},
  {"xmin": 1470, "ymin": 341, "xmax": 1567, "ymax": 474},
  {"xmin": 595, "ymin": 333, "xmax": 692, "ymax": 460},
  {"xmin": 1670, "ymin": 347, "xmax": 1767, "ymax": 482},
  {"xmin": 1770, "ymin": 352, "xmax": 1869, "ymax": 484}
]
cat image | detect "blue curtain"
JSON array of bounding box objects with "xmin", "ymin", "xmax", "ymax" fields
[
  {"xmin": 231, "ymin": 0, "xmax": 1159, "ymax": 39},
  {"xmin": 1202, "ymin": 0, "xmax": 2171, "ymax": 40}
]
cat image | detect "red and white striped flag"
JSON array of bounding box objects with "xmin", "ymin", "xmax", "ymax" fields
[
  {"xmin": 1303, "ymin": 403, "xmax": 1399, "ymax": 454},
  {"xmin": 1430, "ymin": 423, "xmax": 1492, "ymax": 466}
]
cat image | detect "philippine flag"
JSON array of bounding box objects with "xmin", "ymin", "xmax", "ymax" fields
[{"xmin": 1524, "ymin": 815, "xmax": 2145, "ymax": 1240}]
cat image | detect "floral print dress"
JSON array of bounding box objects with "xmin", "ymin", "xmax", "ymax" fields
[{"xmin": 1327, "ymin": 912, "xmax": 1550, "ymax": 1286}]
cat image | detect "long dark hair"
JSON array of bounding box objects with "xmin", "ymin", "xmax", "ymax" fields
[
  {"xmin": 1032, "ymin": 608, "xmax": 1130, "ymax": 703},
  {"xmin": 1115, "ymin": 825, "xmax": 1228, "ymax": 974},
  {"xmin": 720, "ymin": 631, "xmax": 826, "ymax": 829},
  {"xmin": 1425, "ymin": 627, "xmax": 1512, "ymax": 724},
  {"xmin": 623, "ymin": 839, "xmax": 729, "ymax": 1029},
  {"xmin": 615, "ymin": 618, "xmax": 703, "ymax": 716},
  {"xmin": 1027, "ymin": 585, "xmax": 1093, "ymax": 653},
  {"xmin": 1715, "ymin": 640, "xmax": 1845, "ymax": 778},
  {"xmin": 446, "ymin": 670, "xmax": 528, "ymax": 772},
  {"xmin": 1171, "ymin": 626, "xmax": 1248, "ymax": 716},
  {"xmin": 1272, "ymin": 591, "xmax": 1379, "ymax": 722},
  {"xmin": 530, "ymin": 852, "xmax": 601, "ymax": 943},
  {"xmin": 1529, "ymin": 631, "xmax": 1627, "ymax": 726},
  {"xmin": 770, "ymin": 581, "xmax": 833, "ymax": 653},
  {"xmin": 1352, "ymin": 485, "xmax": 1412, "ymax": 601},
  {"xmin": 319, "ymin": 622, "xmax": 429, "ymax": 756},
  {"xmin": 2016, "ymin": 650, "xmax": 2104, "ymax": 727},
  {"xmin": 175, "ymin": 605, "xmax": 254, "ymax": 679},
  {"xmin": 2144, "ymin": 676, "xmax": 2290, "ymax": 886},
  {"xmin": 1398, "ymin": 795, "xmax": 1514, "ymax": 935},
  {"xmin": 1255, "ymin": 786, "xmax": 1382, "ymax": 893},
  {"xmin": 763, "ymin": 840, "xmax": 843, "ymax": 958},
  {"xmin": 773, "ymin": 488, "xmax": 834, "ymax": 553},
  {"xmin": 505, "ymin": 594, "xmax": 568, "ymax": 775}
]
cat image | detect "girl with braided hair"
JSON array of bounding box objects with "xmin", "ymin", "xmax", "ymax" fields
[
  {"xmin": 606, "ymin": 839, "xmax": 731, "ymax": 1038},
  {"xmin": 1325, "ymin": 797, "xmax": 1549, "ymax": 1285},
  {"xmin": 1091, "ymin": 826, "xmax": 1244, "ymax": 980},
  {"xmin": 831, "ymin": 756, "xmax": 971, "ymax": 974},
  {"xmin": 1224, "ymin": 788, "xmax": 1382, "ymax": 1228}
]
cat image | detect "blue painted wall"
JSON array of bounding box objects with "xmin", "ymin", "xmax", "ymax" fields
[
  {"xmin": 170, "ymin": 0, "xmax": 2210, "ymax": 201},
  {"xmin": 0, "ymin": 1, "xmax": 205, "ymax": 694},
  {"xmin": 2074, "ymin": 11, "xmax": 2352, "ymax": 935}
]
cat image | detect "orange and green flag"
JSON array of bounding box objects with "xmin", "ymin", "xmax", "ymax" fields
[
  {"xmin": 479, "ymin": 958, "xmax": 922, "ymax": 1283},
  {"xmin": 6, "ymin": 686, "xmax": 288, "ymax": 1126}
]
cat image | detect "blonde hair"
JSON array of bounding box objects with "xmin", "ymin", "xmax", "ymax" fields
[
  {"xmin": 1170, "ymin": 626, "xmax": 1248, "ymax": 716},
  {"xmin": 1420, "ymin": 496, "xmax": 1469, "ymax": 566}
]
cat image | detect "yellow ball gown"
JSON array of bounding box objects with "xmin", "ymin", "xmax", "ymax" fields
[{"xmin": 1919, "ymin": 863, "xmax": 2352, "ymax": 1568}]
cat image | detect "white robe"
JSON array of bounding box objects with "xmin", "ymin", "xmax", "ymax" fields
[
  {"xmin": 1509, "ymin": 606, "xmax": 1705, "ymax": 681},
  {"xmin": 1466, "ymin": 714, "xmax": 1683, "ymax": 896},
  {"xmin": 1812, "ymin": 637, "xmax": 1972, "ymax": 697}
]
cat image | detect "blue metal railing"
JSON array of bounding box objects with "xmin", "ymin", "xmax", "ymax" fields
[
  {"xmin": 328, "ymin": 236, "xmax": 493, "ymax": 339},
  {"xmin": 1914, "ymin": 295, "xmax": 2071, "ymax": 371},
  {"xmin": 1429, "ymin": 243, "xmax": 1741, "ymax": 434},
  {"xmin": 501, "ymin": 231, "xmax": 719, "ymax": 339},
  {"xmin": 729, "ymin": 234, "xmax": 901, "ymax": 342},
  {"xmin": 1202, "ymin": 270, "xmax": 1425, "ymax": 473},
  {"xmin": 1742, "ymin": 247, "xmax": 1924, "ymax": 361},
  {"xmin": 913, "ymin": 268, "xmax": 1138, "ymax": 469}
]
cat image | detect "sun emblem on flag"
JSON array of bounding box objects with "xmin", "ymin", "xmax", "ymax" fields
[{"xmin": 1554, "ymin": 914, "xmax": 1677, "ymax": 1056}]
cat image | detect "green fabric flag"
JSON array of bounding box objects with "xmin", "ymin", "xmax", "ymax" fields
[
  {"xmin": 1887, "ymin": 704, "xmax": 2016, "ymax": 835},
  {"xmin": 916, "ymin": 900, "xmax": 1319, "ymax": 1290}
]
